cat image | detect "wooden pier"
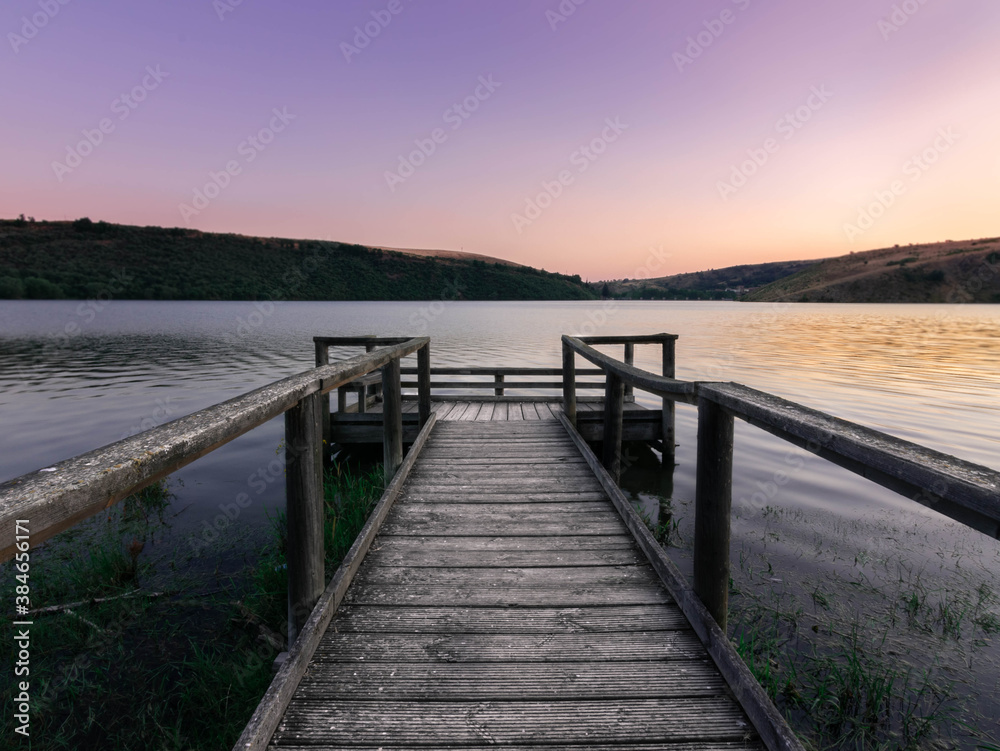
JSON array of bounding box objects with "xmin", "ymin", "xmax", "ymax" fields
[
  {"xmin": 3, "ymin": 333, "xmax": 998, "ymax": 751},
  {"xmin": 268, "ymin": 418, "xmax": 762, "ymax": 747}
]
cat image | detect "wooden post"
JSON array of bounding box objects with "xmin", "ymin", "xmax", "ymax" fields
[
  {"xmin": 285, "ymin": 392, "xmax": 325, "ymax": 648},
  {"xmin": 365, "ymin": 341, "xmax": 380, "ymax": 407},
  {"xmin": 381, "ymin": 358, "xmax": 403, "ymax": 486},
  {"xmin": 495, "ymin": 373, "xmax": 504, "ymax": 397},
  {"xmin": 694, "ymin": 396, "xmax": 734, "ymax": 631},
  {"xmin": 337, "ymin": 386, "xmax": 347, "ymax": 414},
  {"xmin": 417, "ymin": 344, "xmax": 431, "ymax": 428},
  {"xmin": 562, "ymin": 343, "xmax": 576, "ymax": 428},
  {"xmin": 315, "ymin": 341, "xmax": 332, "ymax": 471},
  {"xmin": 623, "ymin": 342, "xmax": 634, "ymax": 399},
  {"xmin": 661, "ymin": 338, "xmax": 677, "ymax": 469},
  {"xmin": 602, "ymin": 372, "xmax": 625, "ymax": 482}
]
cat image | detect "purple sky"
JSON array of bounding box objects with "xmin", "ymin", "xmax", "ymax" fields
[{"xmin": 3, "ymin": 0, "xmax": 998, "ymax": 279}]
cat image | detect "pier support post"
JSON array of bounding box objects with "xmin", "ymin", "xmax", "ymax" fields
[
  {"xmin": 382, "ymin": 358, "xmax": 403, "ymax": 486},
  {"xmin": 661, "ymin": 337, "xmax": 676, "ymax": 470},
  {"xmin": 602, "ymin": 372, "xmax": 625, "ymax": 482},
  {"xmin": 418, "ymin": 344, "xmax": 431, "ymax": 428},
  {"xmin": 495, "ymin": 373, "xmax": 504, "ymax": 397},
  {"xmin": 694, "ymin": 396, "xmax": 734, "ymax": 630},
  {"xmin": 624, "ymin": 342, "xmax": 634, "ymax": 399},
  {"xmin": 562, "ymin": 343, "xmax": 577, "ymax": 428},
  {"xmin": 285, "ymin": 392, "xmax": 325, "ymax": 648},
  {"xmin": 315, "ymin": 340, "xmax": 332, "ymax": 471}
]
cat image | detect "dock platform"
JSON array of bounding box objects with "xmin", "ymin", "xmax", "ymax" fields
[{"xmin": 265, "ymin": 418, "xmax": 764, "ymax": 749}]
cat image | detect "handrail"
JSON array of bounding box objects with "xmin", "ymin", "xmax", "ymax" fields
[
  {"xmin": 559, "ymin": 332, "xmax": 1000, "ymax": 632},
  {"xmin": 701, "ymin": 382, "xmax": 1000, "ymax": 535},
  {"xmin": 0, "ymin": 337, "xmax": 429, "ymax": 563},
  {"xmin": 562, "ymin": 335, "xmax": 697, "ymax": 402}
]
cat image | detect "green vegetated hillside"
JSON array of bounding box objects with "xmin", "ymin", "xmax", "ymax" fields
[
  {"xmin": 601, "ymin": 260, "xmax": 817, "ymax": 300},
  {"xmin": 0, "ymin": 219, "xmax": 597, "ymax": 301},
  {"xmin": 743, "ymin": 238, "xmax": 1000, "ymax": 303}
]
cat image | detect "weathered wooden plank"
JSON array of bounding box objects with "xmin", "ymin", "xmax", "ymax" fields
[
  {"xmin": 231, "ymin": 412, "xmax": 437, "ymax": 751},
  {"xmin": 390, "ymin": 501, "xmax": 612, "ymax": 514},
  {"xmin": 408, "ymin": 465, "xmax": 588, "ymax": 477},
  {"xmin": 380, "ymin": 517, "xmax": 629, "ymax": 537},
  {"xmin": 385, "ymin": 508, "xmax": 617, "ymax": 529},
  {"xmin": 330, "ymin": 604, "xmax": 686, "ymax": 632},
  {"xmin": 431, "ymin": 401, "xmax": 457, "ymax": 420},
  {"xmin": 366, "ymin": 535, "xmax": 638, "ymax": 552},
  {"xmin": 272, "ymin": 743, "xmax": 763, "ymax": 751},
  {"xmin": 415, "ymin": 457, "xmax": 587, "ymax": 466},
  {"xmin": 424, "ymin": 439, "xmax": 577, "ymax": 447},
  {"xmin": 493, "ymin": 401, "xmax": 509, "ymax": 420},
  {"xmin": 396, "ymin": 488, "xmax": 601, "ymax": 496},
  {"xmin": 398, "ymin": 492, "xmax": 612, "ymax": 504},
  {"xmin": 312, "ymin": 631, "xmax": 706, "ymax": 662},
  {"xmin": 508, "ymin": 402, "xmax": 524, "ymax": 421},
  {"xmin": 354, "ymin": 564, "xmax": 662, "ymax": 588},
  {"xmin": 270, "ymin": 698, "xmax": 754, "ymax": 746},
  {"xmin": 342, "ymin": 583, "xmax": 671, "ymax": 607},
  {"xmin": 478, "ymin": 401, "xmax": 496, "ymax": 421},
  {"xmin": 293, "ymin": 660, "xmax": 723, "ymax": 699},
  {"xmin": 366, "ymin": 545, "xmax": 645, "ymax": 568}
]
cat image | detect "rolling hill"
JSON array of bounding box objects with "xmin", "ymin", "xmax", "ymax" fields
[
  {"xmin": 0, "ymin": 219, "xmax": 596, "ymax": 301},
  {"xmin": 743, "ymin": 238, "xmax": 1000, "ymax": 303}
]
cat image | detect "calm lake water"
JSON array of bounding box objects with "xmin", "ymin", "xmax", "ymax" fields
[{"xmin": 2, "ymin": 299, "xmax": 999, "ymax": 745}]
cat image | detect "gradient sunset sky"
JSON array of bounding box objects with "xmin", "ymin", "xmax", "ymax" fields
[{"xmin": 3, "ymin": 0, "xmax": 998, "ymax": 280}]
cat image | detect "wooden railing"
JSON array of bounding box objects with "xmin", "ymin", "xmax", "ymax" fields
[
  {"xmin": 561, "ymin": 333, "xmax": 1000, "ymax": 630},
  {"xmin": 563, "ymin": 334, "xmax": 683, "ymax": 474},
  {"xmin": 0, "ymin": 337, "xmax": 430, "ymax": 646},
  {"xmin": 314, "ymin": 336, "xmax": 432, "ymax": 477},
  {"xmin": 399, "ymin": 367, "xmax": 607, "ymax": 398}
]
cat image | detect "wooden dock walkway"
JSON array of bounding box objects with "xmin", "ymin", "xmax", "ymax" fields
[
  {"xmin": 264, "ymin": 415, "xmax": 765, "ymax": 749},
  {"xmin": 12, "ymin": 333, "xmax": 993, "ymax": 750}
]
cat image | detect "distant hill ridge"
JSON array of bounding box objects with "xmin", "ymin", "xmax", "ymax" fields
[
  {"xmin": 743, "ymin": 238, "xmax": 1000, "ymax": 303},
  {"xmin": 599, "ymin": 237, "xmax": 1000, "ymax": 303},
  {"xmin": 0, "ymin": 219, "xmax": 596, "ymax": 301}
]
